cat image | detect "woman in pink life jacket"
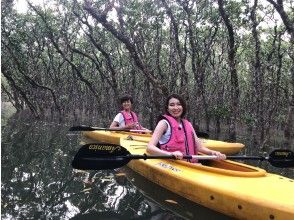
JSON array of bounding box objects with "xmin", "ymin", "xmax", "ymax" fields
[
  {"xmin": 147, "ymin": 94, "xmax": 226, "ymax": 162},
  {"xmin": 110, "ymin": 95, "xmax": 149, "ymax": 131}
]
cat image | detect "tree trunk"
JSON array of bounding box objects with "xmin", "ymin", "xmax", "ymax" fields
[
  {"xmin": 267, "ymin": 0, "xmax": 294, "ymax": 147},
  {"xmin": 218, "ymin": 0, "xmax": 240, "ymax": 140}
]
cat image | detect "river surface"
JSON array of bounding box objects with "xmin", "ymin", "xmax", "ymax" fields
[{"xmin": 1, "ymin": 114, "xmax": 293, "ymax": 219}]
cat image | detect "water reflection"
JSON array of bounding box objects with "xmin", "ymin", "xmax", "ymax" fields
[
  {"xmin": 2, "ymin": 115, "xmax": 293, "ymax": 220},
  {"xmin": 1, "ymin": 115, "xmax": 183, "ymax": 219},
  {"xmin": 119, "ymin": 168, "xmax": 231, "ymax": 220}
]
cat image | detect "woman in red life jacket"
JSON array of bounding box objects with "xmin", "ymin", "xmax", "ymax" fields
[
  {"xmin": 110, "ymin": 95, "xmax": 149, "ymax": 131},
  {"xmin": 147, "ymin": 94, "xmax": 226, "ymax": 162}
]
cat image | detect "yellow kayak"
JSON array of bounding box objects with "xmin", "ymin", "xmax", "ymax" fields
[
  {"xmin": 83, "ymin": 130, "xmax": 245, "ymax": 155},
  {"xmin": 116, "ymin": 138, "xmax": 294, "ymax": 219}
]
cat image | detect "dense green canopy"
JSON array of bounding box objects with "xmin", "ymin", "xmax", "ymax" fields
[{"xmin": 1, "ymin": 0, "xmax": 293, "ymax": 146}]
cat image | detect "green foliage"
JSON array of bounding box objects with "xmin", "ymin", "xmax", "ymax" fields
[
  {"xmin": 209, "ymin": 105, "xmax": 230, "ymax": 119},
  {"xmin": 241, "ymin": 113, "xmax": 256, "ymax": 126},
  {"xmin": 1, "ymin": 0, "xmax": 293, "ymax": 140}
]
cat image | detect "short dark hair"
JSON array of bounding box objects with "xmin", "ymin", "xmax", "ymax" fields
[
  {"xmin": 164, "ymin": 94, "xmax": 187, "ymax": 118},
  {"xmin": 120, "ymin": 95, "xmax": 133, "ymax": 104}
]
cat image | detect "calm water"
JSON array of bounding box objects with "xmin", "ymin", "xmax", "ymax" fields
[{"xmin": 1, "ymin": 115, "xmax": 293, "ymax": 219}]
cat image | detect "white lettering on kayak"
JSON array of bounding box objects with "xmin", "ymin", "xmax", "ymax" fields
[
  {"xmin": 88, "ymin": 144, "xmax": 121, "ymax": 153},
  {"xmin": 156, "ymin": 162, "xmax": 182, "ymax": 172}
]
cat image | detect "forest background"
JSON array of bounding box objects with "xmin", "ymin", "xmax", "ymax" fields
[{"xmin": 1, "ymin": 0, "xmax": 293, "ymax": 149}]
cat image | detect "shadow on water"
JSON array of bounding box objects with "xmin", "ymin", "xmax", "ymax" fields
[
  {"xmin": 118, "ymin": 167, "xmax": 231, "ymax": 220},
  {"xmin": 1, "ymin": 115, "xmax": 187, "ymax": 219}
]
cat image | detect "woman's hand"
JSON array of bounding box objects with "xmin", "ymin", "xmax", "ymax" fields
[
  {"xmin": 125, "ymin": 123, "xmax": 137, "ymax": 129},
  {"xmin": 171, "ymin": 151, "xmax": 183, "ymax": 160},
  {"xmin": 210, "ymin": 150, "xmax": 226, "ymax": 160}
]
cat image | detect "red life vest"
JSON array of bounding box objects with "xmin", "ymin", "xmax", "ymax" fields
[
  {"xmin": 159, "ymin": 114, "xmax": 198, "ymax": 163},
  {"xmin": 120, "ymin": 111, "xmax": 143, "ymax": 129}
]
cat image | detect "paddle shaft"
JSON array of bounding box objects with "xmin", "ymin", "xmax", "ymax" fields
[
  {"xmin": 227, "ymin": 156, "xmax": 266, "ymax": 160},
  {"xmin": 81, "ymin": 154, "xmax": 218, "ymax": 160}
]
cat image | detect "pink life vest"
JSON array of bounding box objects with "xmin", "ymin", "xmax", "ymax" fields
[
  {"xmin": 120, "ymin": 111, "xmax": 143, "ymax": 129},
  {"xmin": 159, "ymin": 114, "xmax": 198, "ymax": 163}
]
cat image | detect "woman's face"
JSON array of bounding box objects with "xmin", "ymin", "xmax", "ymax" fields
[
  {"xmin": 122, "ymin": 99, "xmax": 132, "ymax": 111},
  {"xmin": 167, "ymin": 97, "xmax": 183, "ymax": 119}
]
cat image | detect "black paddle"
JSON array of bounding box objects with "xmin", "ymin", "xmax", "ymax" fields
[
  {"xmin": 69, "ymin": 125, "xmax": 209, "ymax": 138},
  {"xmin": 72, "ymin": 143, "xmax": 294, "ymax": 170}
]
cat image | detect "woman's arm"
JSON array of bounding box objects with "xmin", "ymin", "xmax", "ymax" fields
[
  {"xmin": 194, "ymin": 130, "xmax": 226, "ymax": 160},
  {"xmin": 110, "ymin": 113, "xmax": 121, "ymax": 128},
  {"xmin": 147, "ymin": 120, "xmax": 170, "ymax": 155},
  {"xmin": 110, "ymin": 121, "xmax": 136, "ymax": 129},
  {"xmin": 109, "ymin": 121, "xmax": 119, "ymax": 128},
  {"xmin": 110, "ymin": 113, "xmax": 136, "ymax": 129}
]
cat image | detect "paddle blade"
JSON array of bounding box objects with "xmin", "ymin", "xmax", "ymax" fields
[
  {"xmin": 72, "ymin": 143, "xmax": 131, "ymax": 170},
  {"xmin": 269, "ymin": 149, "xmax": 294, "ymax": 168}
]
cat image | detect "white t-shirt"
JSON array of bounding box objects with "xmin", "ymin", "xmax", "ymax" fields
[{"xmin": 113, "ymin": 113, "xmax": 126, "ymax": 127}]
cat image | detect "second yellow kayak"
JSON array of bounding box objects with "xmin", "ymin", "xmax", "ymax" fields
[{"xmin": 83, "ymin": 130, "xmax": 245, "ymax": 155}]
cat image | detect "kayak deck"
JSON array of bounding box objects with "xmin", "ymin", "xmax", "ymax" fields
[{"xmin": 120, "ymin": 138, "xmax": 294, "ymax": 219}]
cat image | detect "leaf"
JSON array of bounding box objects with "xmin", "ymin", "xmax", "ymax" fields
[
  {"xmin": 81, "ymin": 188, "xmax": 92, "ymax": 192},
  {"xmin": 165, "ymin": 199, "xmax": 178, "ymax": 204},
  {"xmin": 115, "ymin": 173, "xmax": 126, "ymax": 177}
]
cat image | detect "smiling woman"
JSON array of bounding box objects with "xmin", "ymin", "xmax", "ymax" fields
[
  {"xmin": 147, "ymin": 94, "xmax": 226, "ymax": 162},
  {"xmin": 109, "ymin": 95, "xmax": 150, "ymax": 131}
]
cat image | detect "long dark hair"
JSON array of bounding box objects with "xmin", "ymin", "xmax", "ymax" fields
[{"xmin": 164, "ymin": 94, "xmax": 187, "ymax": 118}]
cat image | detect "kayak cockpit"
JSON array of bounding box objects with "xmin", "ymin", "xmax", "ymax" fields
[{"xmin": 175, "ymin": 159, "xmax": 267, "ymax": 177}]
